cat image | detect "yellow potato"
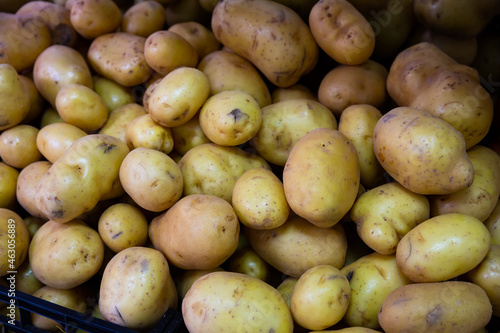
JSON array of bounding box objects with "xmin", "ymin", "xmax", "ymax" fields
[
  {"xmin": 175, "ymin": 267, "xmax": 225, "ymax": 301},
  {"xmin": 211, "ymin": 0, "xmax": 318, "ymax": 87},
  {"xmin": 36, "ymin": 123, "xmax": 87, "ymax": 163},
  {"xmin": 485, "ymin": 199, "xmax": 500, "ymax": 245},
  {"xmin": 182, "ymin": 271, "xmax": 293, "ymax": 333},
  {"xmin": 99, "ymin": 246, "xmax": 178, "ymax": 330},
  {"xmin": 168, "ymin": 21, "xmax": 221, "ymax": 60},
  {"xmin": 165, "ymin": 0, "xmax": 211, "ymax": 27},
  {"xmin": 232, "ymin": 168, "xmax": 289, "ymax": 230},
  {"xmin": 396, "ymin": 213, "xmax": 491, "ymax": 282},
  {"xmin": 18, "ymin": 75, "xmax": 45, "ymax": 125},
  {"xmin": 226, "ymin": 246, "xmax": 272, "ymax": 282},
  {"xmin": 170, "ymin": 113, "xmax": 211, "ymax": 155},
  {"xmin": 70, "ymin": 0, "xmax": 121, "ymax": 39},
  {"xmin": 283, "ymin": 128, "xmax": 360, "ymax": 228},
  {"xmin": 276, "ymin": 276, "xmax": 298, "ymax": 309},
  {"xmin": 29, "ymin": 219, "xmax": 104, "ymax": 289},
  {"xmin": 125, "ymin": 114, "xmax": 174, "ymax": 154},
  {"xmin": 40, "ymin": 107, "xmax": 64, "ymax": 128},
  {"xmin": 93, "ymin": 76, "xmax": 135, "ymax": 113},
  {"xmin": 119, "ymin": 147, "xmax": 183, "ymax": 212},
  {"xmin": 0, "ymin": 64, "xmax": 30, "ymax": 131},
  {"xmin": 373, "ymin": 107, "xmax": 474, "ymax": 195},
  {"xmin": 378, "ymin": 281, "xmax": 492, "ymax": 333},
  {"xmin": 310, "ymin": 328, "xmax": 383, "ymax": 333},
  {"xmin": 148, "ymin": 67, "xmax": 210, "ymax": 127},
  {"xmin": 98, "ymin": 103, "xmax": 147, "ymax": 143},
  {"xmin": 309, "ymin": 0, "xmax": 375, "ymax": 65},
  {"xmin": 16, "ymin": 161, "xmax": 52, "ymax": 219},
  {"xmin": 244, "ymin": 215, "xmax": 347, "ymax": 278},
  {"xmin": 0, "ymin": 125, "xmax": 42, "ymax": 169},
  {"xmin": 0, "ymin": 162, "xmax": 19, "ymax": 209},
  {"xmin": 290, "ymin": 265, "xmax": 351, "ymax": 330},
  {"xmin": 149, "ymin": 194, "xmax": 240, "ymax": 269},
  {"xmin": 15, "ymin": 258, "xmax": 44, "ymax": 295},
  {"xmin": 271, "ymin": 84, "xmax": 317, "ymax": 103},
  {"xmin": 340, "ymin": 252, "xmax": 411, "ymax": 329},
  {"xmin": 0, "ymin": 209, "xmax": 30, "ymax": 276},
  {"xmin": 121, "ymin": 1, "xmax": 165, "ymax": 38}
]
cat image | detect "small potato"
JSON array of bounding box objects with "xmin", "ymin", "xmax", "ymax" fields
[
  {"xmin": 340, "ymin": 252, "xmax": 411, "ymax": 329},
  {"xmin": 290, "ymin": 265, "xmax": 350, "ymax": 330},
  {"xmin": 55, "ymin": 83, "xmax": 109, "ymax": 132},
  {"xmin": 168, "ymin": 21, "xmax": 220, "ymax": 60},
  {"xmin": 338, "ymin": 104, "xmax": 385, "ymax": 188},
  {"xmin": 148, "ymin": 67, "xmax": 210, "ymax": 127},
  {"xmin": 309, "ymin": 0, "xmax": 375, "ymax": 65},
  {"xmin": 182, "ymin": 271, "xmax": 293, "ymax": 333},
  {"xmin": 149, "ymin": 194, "xmax": 240, "ymax": 269},
  {"xmin": 98, "ymin": 103, "xmax": 147, "ymax": 143},
  {"xmin": 119, "ymin": 147, "xmax": 183, "ymax": 212},
  {"xmin": 0, "ymin": 64, "xmax": 30, "ymax": 131},
  {"xmin": 18, "ymin": 75, "xmax": 45, "ymax": 125},
  {"xmin": 87, "ymin": 32, "xmax": 152, "ymax": 87},
  {"xmin": 125, "ymin": 114, "xmax": 174, "ymax": 154},
  {"xmin": 0, "ymin": 125, "xmax": 42, "ymax": 169},
  {"xmin": 121, "ymin": 1, "xmax": 165, "ymax": 37},
  {"xmin": 15, "ymin": 258, "xmax": 44, "ymax": 295},
  {"xmin": 226, "ymin": 246, "xmax": 272, "ymax": 282},
  {"xmin": 40, "ymin": 107, "xmax": 64, "ymax": 128},
  {"xmin": 16, "ymin": 161, "xmax": 52, "ymax": 219},
  {"xmin": 0, "ymin": 209, "xmax": 30, "ymax": 276},
  {"xmin": 97, "ymin": 203, "xmax": 148, "ymax": 253},
  {"xmin": 378, "ymin": 281, "xmax": 492, "ymax": 333},
  {"xmin": 29, "ymin": 219, "xmax": 104, "ymax": 289},
  {"xmin": 396, "ymin": 213, "xmax": 491, "ymax": 282},
  {"xmin": 199, "ymin": 90, "xmax": 262, "ymax": 146},
  {"xmin": 276, "ymin": 276, "xmax": 298, "ymax": 309},
  {"xmin": 99, "ymin": 246, "xmax": 178, "ymax": 330},
  {"xmin": 170, "ymin": 113, "xmax": 211, "ymax": 155},
  {"xmin": 318, "ymin": 60, "xmax": 388, "ymax": 117},
  {"xmin": 93, "ymin": 76, "xmax": 135, "ymax": 112},
  {"xmin": 0, "ymin": 162, "xmax": 19, "ymax": 209},
  {"xmin": 271, "ymin": 84, "xmax": 317, "ymax": 103},
  {"xmin": 232, "ymin": 168, "xmax": 289, "ymax": 230},
  {"xmin": 33, "ymin": 44, "xmax": 93, "ymax": 107},
  {"xmin": 249, "ymin": 99, "xmax": 338, "ymax": 167},
  {"xmin": 70, "ymin": 0, "xmax": 121, "ymax": 39},
  {"xmin": 485, "ymin": 199, "xmax": 500, "ymax": 245},
  {"xmin": 36, "ymin": 123, "xmax": 87, "ymax": 163},
  {"xmin": 244, "ymin": 215, "xmax": 347, "ymax": 278},
  {"xmin": 175, "ymin": 267, "xmax": 225, "ymax": 301}
]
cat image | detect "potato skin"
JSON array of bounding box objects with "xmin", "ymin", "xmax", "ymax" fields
[
  {"xmin": 378, "ymin": 281, "xmax": 492, "ymax": 333},
  {"xmin": 0, "ymin": 64, "xmax": 30, "ymax": 131},
  {"xmin": 70, "ymin": 0, "xmax": 122, "ymax": 39},
  {"xmin": 0, "ymin": 209, "xmax": 30, "ymax": 276},
  {"xmin": 121, "ymin": 1, "xmax": 165, "ymax": 38},
  {"xmin": 36, "ymin": 123, "xmax": 87, "ymax": 164},
  {"xmin": 211, "ymin": 0, "xmax": 318, "ymax": 87},
  {"xmin": 16, "ymin": 161, "xmax": 52, "ymax": 219},
  {"xmin": 0, "ymin": 125, "xmax": 42, "ymax": 169},
  {"xmin": 0, "ymin": 162, "xmax": 19, "ymax": 209}
]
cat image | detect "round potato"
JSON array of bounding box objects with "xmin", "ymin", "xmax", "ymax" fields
[
  {"xmin": 0, "ymin": 162, "xmax": 19, "ymax": 209},
  {"xmin": 170, "ymin": 113, "xmax": 211, "ymax": 155},
  {"xmin": 121, "ymin": 1, "xmax": 165, "ymax": 38},
  {"xmin": 0, "ymin": 125, "xmax": 42, "ymax": 169},
  {"xmin": 0, "ymin": 209, "xmax": 30, "ymax": 277},
  {"xmin": 125, "ymin": 114, "xmax": 174, "ymax": 154},
  {"xmin": 16, "ymin": 161, "xmax": 52, "ymax": 219},
  {"xmin": 98, "ymin": 103, "xmax": 147, "ymax": 143},
  {"xmin": 168, "ymin": 21, "xmax": 221, "ymax": 60},
  {"xmin": 70, "ymin": 0, "xmax": 121, "ymax": 39},
  {"xmin": 0, "ymin": 64, "xmax": 31, "ymax": 131},
  {"xmin": 36, "ymin": 123, "xmax": 87, "ymax": 163}
]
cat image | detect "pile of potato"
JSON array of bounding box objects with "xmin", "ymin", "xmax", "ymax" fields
[{"xmin": 1, "ymin": 0, "xmax": 499, "ymax": 332}]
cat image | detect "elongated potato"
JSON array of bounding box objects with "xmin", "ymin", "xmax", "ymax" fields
[{"xmin": 16, "ymin": 161, "xmax": 52, "ymax": 219}]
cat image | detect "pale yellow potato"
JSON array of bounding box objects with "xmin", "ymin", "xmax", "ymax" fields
[
  {"xmin": 98, "ymin": 103, "xmax": 147, "ymax": 143},
  {"xmin": 340, "ymin": 252, "xmax": 411, "ymax": 329},
  {"xmin": 24, "ymin": 216, "xmax": 47, "ymax": 239},
  {"xmin": 0, "ymin": 64, "xmax": 30, "ymax": 131},
  {"xmin": 149, "ymin": 194, "xmax": 240, "ymax": 269},
  {"xmin": 226, "ymin": 246, "xmax": 272, "ymax": 282},
  {"xmin": 249, "ymin": 99, "xmax": 338, "ymax": 167},
  {"xmin": 168, "ymin": 21, "xmax": 221, "ymax": 59},
  {"xmin": 232, "ymin": 168, "xmax": 289, "ymax": 230},
  {"xmin": 485, "ymin": 199, "xmax": 500, "ymax": 245},
  {"xmin": 144, "ymin": 30, "xmax": 198, "ymax": 76},
  {"xmin": 119, "ymin": 147, "xmax": 183, "ymax": 212},
  {"xmin": 309, "ymin": 328, "xmax": 383, "ymax": 333},
  {"xmin": 429, "ymin": 145, "xmax": 500, "ymax": 221},
  {"xmin": 211, "ymin": 0, "xmax": 318, "ymax": 87},
  {"xmin": 93, "ymin": 76, "xmax": 135, "ymax": 112},
  {"xmin": 378, "ymin": 281, "xmax": 492, "ymax": 333},
  {"xmin": 271, "ymin": 84, "xmax": 317, "ymax": 103},
  {"xmin": 0, "ymin": 125, "xmax": 42, "ymax": 169},
  {"xmin": 16, "ymin": 161, "xmax": 51, "ymax": 219},
  {"xmin": 141, "ymin": 76, "xmax": 161, "ymax": 113},
  {"xmin": 97, "ymin": 203, "xmax": 148, "ymax": 253},
  {"xmin": 15, "ymin": 258, "xmax": 44, "ymax": 295},
  {"xmin": 350, "ymin": 182, "xmax": 430, "ymax": 254},
  {"xmin": 339, "ymin": 104, "xmax": 385, "ymax": 188},
  {"xmin": 396, "ymin": 213, "xmax": 491, "ymax": 282},
  {"xmin": 182, "ymin": 271, "xmax": 293, "ymax": 333},
  {"xmin": 291, "ymin": 265, "xmax": 350, "ymax": 330},
  {"xmin": 199, "ymin": 90, "xmax": 262, "ymax": 146},
  {"xmin": 197, "ymin": 50, "xmax": 271, "ymax": 108},
  {"xmin": 18, "ymin": 75, "xmax": 45, "ymax": 125},
  {"xmin": 177, "ymin": 143, "xmax": 270, "ymax": 203},
  {"xmin": 121, "ymin": 1, "xmax": 165, "ymax": 37},
  {"xmin": 99, "ymin": 246, "xmax": 178, "ymax": 330},
  {"xmin": 125, "ymin": 114, "xmax": 174, "ymax": 154},
  {"xmin": 87, "ymin": 32, "xmax": 152, "ymax": 87},
  {"xmin": 244, "ymin": 215, "xmax": 347, "ymax": 278},
  {"xmin": 33, "ymin": 44, "xmax": 93, "ymax": 107},
  {"xmin": 36, "ymin": 123, "xmax": 87, "ymax": 163},
  {"xmin": 276, "ymin": 276, "xmax": 298, "ymax": 309},
  {"xmin": 40, "ymin": 107, "xmax": 64, "ymax": 128},
  {"xmin": 148, "ymin": 67, "xmax": 210, "ymax": 127},
  {"xmin": 35, "ymin": 134, "xmax": 130, "ymax": 223},
  {"xmin": 309, "ymin": 0, "xmax": 375, "ymax": 65},
  {"xmin": 0, "ymin": 209, "xmax": 30, "ymax": 277},
  {"xmin": 70, "ymin": 0, "xmax": 121, "ymax": 39},
  {"xmin": 373, "ymin": 107, "xmax": 474, "ymax": 195},
  {"xmin": 175, "ymin": 267, "xmax": 225, "ymax": 301},
  {"xmin": 318, "ymin": 60, "xmax": 388, "ymax": 117},
  {"xmin": 0, "ymin": 162, "xmax": 19, "ymax": 209},
  {"xmin": 29, "ymin": 219, "xmax": 104, "ymax": 288},
  {"xmin": 170, "ymin": 113, "xmax": 212, "ymax": 155},
  {"xmin": 283, "ymin": 128, "xmax": 360, "ymax": 228},
  {"xmin": 55, "ymin": 83, "xmax": 109, "ymax": 132}
]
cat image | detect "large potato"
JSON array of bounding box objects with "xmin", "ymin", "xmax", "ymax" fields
[
  {"xmin": 99, "ymin": 246, "xmax": 178, "ymax": 330},
  {"xmin": 0, "ymin": 64, "xmax": 30, "ymax": 131},
  {"xmin": 29, "ymin": 219, "xmax": 104, "ymax": 289},
  {"xmin": 396, "ymin": 213, "xmax": 491, "ymax": 282},
  {"xmin": 182, "ymin": 271, "xmax": 293, "ymax": 333},
  {"xmin": 244, "ymin": 215, "xmax": 347, "ymax": 278},
  {"xmin": 211, "ymin": 0, "xmax": 318, "ymax": 87},
  {"xmin": 16, "ymin": 161, "xmax": 52, "ymax": 219},
  {"xmin": 35, "ymin": 134, "xmax": 129, "ymax": 223},
  {"xmin": 283, "ymin": 128, "xmax": 360, "ymax": 228},
  {"xmin": 0, "ymin": 209, "xmax": 30, "ymax": 277},
  {"xmin": 378, "ymin": 281, "xmax": 492, "ymax": 333},
  {"xmin": 373, "ymin": 107, "xmax": 474, "ymax": 195}
]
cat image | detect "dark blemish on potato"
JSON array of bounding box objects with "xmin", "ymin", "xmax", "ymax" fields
[
  {"xmin": 328, "ymin": 274, "xmax": 340, "ymax": 280},
  {"xmin": 269, "ymin": 10, "xmax": 285, "ymax": 24},
  {"xmin": 345, "ymin": 270, "xmax": 354, "ymax": 281},
  {"xmin": 426, "ymin": 305, "xmax": 443, "ymax": 326},
  {"xmin": 51, "ymin": 210, "xmax": 65, "ymax": 218},
  {"xmin": 228, "ymin": 108, "xmax": 246, "ymax": 122},
  {"xmin": 98, "ymin": 143, "xmax": 116, "ymax": 153},
  {"xmin": 382, "ymin": 113, "xmax": 397, "ymax": 122},
  {"xmin": 112, "ymin": 231, "xmax": 123, "ymax": 239},
  {"xmin": 269, "ymin": 329, "xmax": 275, "ymax": 333},
  {"xmin": 141, "ymin": 259, "xmax": 149, "ymax": 272}
]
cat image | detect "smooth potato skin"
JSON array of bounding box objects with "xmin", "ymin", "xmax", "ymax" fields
[
  {"xmin": 0, "ymin": 162, "xmax": 19, "ymax": 209},
  {"xmin": 36, "ymin": 123, "xmax": 87, "ymax": 164},
  {"xmin": 16, "ymin": 161, "xmax": 52, "ymax": 219},
  {"xmin": 0, "ymin": 209, "xmax": 30, "ymax": 276},
  {"xmin": 0, "ymin": 64, "xmax": 30, "ymax": 131},
  {"xmin": 99, "ymin": 103, "xmax": 147, "ymax": 143},
  {"xmin": 378, "ymin": 281, "xmax": 492, "ymax": 333}
]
